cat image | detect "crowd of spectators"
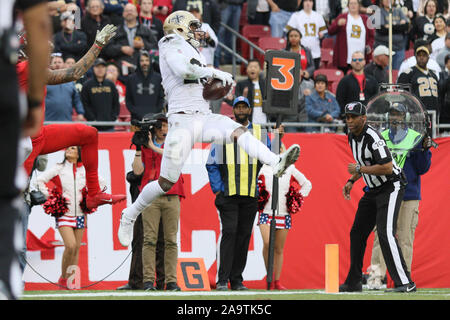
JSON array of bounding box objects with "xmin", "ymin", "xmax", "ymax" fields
[{"xmin": 45, "ymin": 0, "xmax": 450, "ymax": 133}]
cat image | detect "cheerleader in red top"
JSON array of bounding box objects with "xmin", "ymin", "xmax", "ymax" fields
[
  {"xmin": 17, "ymin": 24, "xmax": 125, "ymax": 210},
  {"xmin": 257, "ymin": 145, "xmax": 312, "ymax": 290},
  {"xmin": 37, "ymin": 146, "xmax": 106, "ymax": 289}
]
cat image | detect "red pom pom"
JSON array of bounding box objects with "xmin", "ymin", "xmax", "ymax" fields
[
  {"xmin": 79, "ymin": 187, "xmax": 96, "ymax": 214},
  {"xmin": 285, "ymin": 177, "xmax": 304, "ymax": 215},
  {"xmin": 257, "ymin": 175, "xmax": 270, "ymax": 213},
  {"xmin": 43, "ymin": 188, "xmax": 69, "ymax": 218}
]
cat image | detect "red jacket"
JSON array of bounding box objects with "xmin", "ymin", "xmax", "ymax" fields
[
  {"xmin": 140, "ymin": 144, "xmax": 185, "ymax": 198},
  {"xmin": 328, "ymin": 13, "xmax": 374, "ymax": 68}
]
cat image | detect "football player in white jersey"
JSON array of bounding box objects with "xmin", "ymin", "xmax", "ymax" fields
[{"xmin": 118, "ymin": 11, "xmax": 301, "ymax": 247}]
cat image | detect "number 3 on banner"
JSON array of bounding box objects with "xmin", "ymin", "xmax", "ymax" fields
[{"xmin": 271, "ymin": 57, "xmax": 295, "ymax": 91}]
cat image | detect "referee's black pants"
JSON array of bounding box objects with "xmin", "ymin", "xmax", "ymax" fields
[
  {"xmin": 0, "ymin": 62, "xmax": 22, "ymax": 299},
  {"xmin": 344, "ymin": 181, "xmax": 412, "ymax": 287},
  {"xmin": 215, "ymin": 193, "xmax": 258, "ymax": 287}
]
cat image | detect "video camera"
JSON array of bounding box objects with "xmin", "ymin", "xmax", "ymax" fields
[{"xmin": 131, "ymin": 113, "xmax": 166, "ymax": 147}]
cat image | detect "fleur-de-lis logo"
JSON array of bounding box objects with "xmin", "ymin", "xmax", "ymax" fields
[{"xmin": 170, "ymin": 14, "xmax": 185, "ymax": 25}]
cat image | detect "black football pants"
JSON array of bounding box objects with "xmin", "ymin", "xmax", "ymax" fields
[{"xmin": 344, "ymin": 181, "xmax": 412, "ymax": 287}]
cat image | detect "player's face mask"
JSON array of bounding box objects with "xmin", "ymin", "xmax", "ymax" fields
[{"xmin": 187, "ymin": 21, "xmax": 206, "ymax": 48}]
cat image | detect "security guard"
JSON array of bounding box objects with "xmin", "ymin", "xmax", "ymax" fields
[
  {"xmin": 340, "ymin": 101, "xmax": 416, "ymax": 293},
  {"xmin": 206, "ymin": 96, "xmax": 273, "ymax": 291},
  {"xmin": 0, "ymin": 0, "xmax": 50, "ymax": 299}
]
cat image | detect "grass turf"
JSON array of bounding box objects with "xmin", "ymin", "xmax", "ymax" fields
[{"xmin": 21, "ymin": 288, "xmax": 450, "ymax": 300}]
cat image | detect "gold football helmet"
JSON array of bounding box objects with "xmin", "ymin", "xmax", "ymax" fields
[{"xmin": 163, "ymin": 10, "xmax": 203, "ymax": 48}]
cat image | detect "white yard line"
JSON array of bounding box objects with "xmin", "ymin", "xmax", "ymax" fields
[{"xmin": 22, "ymin": 289, "xmax": 450, "ymax": 299}]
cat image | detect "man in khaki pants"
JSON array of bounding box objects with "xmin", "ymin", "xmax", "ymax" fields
[
  {"xmin": 131, "ymin": 113, "xmax": 185, "ymax": 291},
  {"xmin": 367, "ymin": 104, "xmax": 432, "ymax": 289}
]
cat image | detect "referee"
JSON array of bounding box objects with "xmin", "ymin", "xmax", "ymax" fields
[
  {"xmin": 340, "ymin": 102, "xmax": 416, "ymax": 293},
  {"xmin": 0, "ymin": 0, "xmax": 49, "ymax": 299}
]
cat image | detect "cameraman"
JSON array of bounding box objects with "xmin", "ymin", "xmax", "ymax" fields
[{"xmin": 132, "ymin": 113, "xmax": 185, "ymax": 291}]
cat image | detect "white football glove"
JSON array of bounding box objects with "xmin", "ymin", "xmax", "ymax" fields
[
  {"xmin": 211, "ymin": 69, "xmax": 234, "ymax": 87},
  {"xmin": 95, "ymin": 24, "xmax": 118, "ymax": 47}
]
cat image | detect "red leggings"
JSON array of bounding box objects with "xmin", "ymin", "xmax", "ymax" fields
[{"xmin": 24, "ymin": 124, "xmax": 100, "ymax": 196}]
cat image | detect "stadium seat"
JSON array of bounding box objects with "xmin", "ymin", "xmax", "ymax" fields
[
  {"xmin": 239, "ymin": 2, "xmax": 248, "ymax": 30},
  {"xmin": 405, "ymin": 49, "xmax": 414, "ymax": 59},
  {"xmin": 220, "ymin": 101, "xmax": 234, "ymax": 119},
  {"xmin": 321, "ymin": 37, "xmax": 334, "ymax": 49},
  {"xmin": 256, "ymin": 37, "xmax": 287, "ymax": 67},
  {"xmin": 330, "ymin": 81, "xmax": 339, "ymax": 94},
  {"xmin": 116, "ymin": 102, "xmax": 131, "ymax": 131},
  {"xmin": 320, "ymin": 48, "xmax": 334, "ymax": 68},
  {"xmin": 314, "ymin": 68, "xmax": 344, "ymax": 91},
  {"xmin": 241, "ymin": 25, "xmax": 271, "ymax": 60}
]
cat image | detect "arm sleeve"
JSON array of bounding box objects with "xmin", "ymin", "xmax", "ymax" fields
[
  {"xmin": 292, "ymin": 168, "xmax": 312, "ymax": 197},
  {"xmin": 412, "ymin": 148, "xmax": 432, "ymax": 175},
  {"xmin": 161, "ymin": 38, "xmax": 215, "ymax": 80},
  {"xmin": 330, "ymin": 96, "xmax": 341, "ymax": 119},
  {"xmin": 36, "ymin": 165, "xmax": 61, "ymax": 197},
  {"xmin": 81, "ymin": 84, "xmax": 95, "ymax": 120},
  {"xmin": 371, "ymin": 137, "xmax": 393, "ymax": 165},
  {"xmin": 125, "ymin": 80, "xmax": 136, "ymax": 115},
  {"xmin": 305, "ymin": 95, "xmax": 324, "ymax": 120},
  {"xmin": 205, "ymin": 145, "xmax": 224, "ymax": 194},
  {"xmin": 72, "ymin": 84, "xmax": 85, "ymax": 115}
]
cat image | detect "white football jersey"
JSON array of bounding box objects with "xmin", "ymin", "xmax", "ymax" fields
[
  {"xmin": 158, "ymin": 33, "xmax": 211, "ymax": 115},
  {"xmin": 286, "ymin": 10, "xmax": 327, "ymax": 59}
]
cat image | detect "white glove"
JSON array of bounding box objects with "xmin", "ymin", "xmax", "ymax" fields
[
  {"xmin": 211, "ymin": 69, "xmax": 234, "ymax": 87},
  {"xmin": 95, "ymin": 24, "xmax": 118, "ymax": 47}
]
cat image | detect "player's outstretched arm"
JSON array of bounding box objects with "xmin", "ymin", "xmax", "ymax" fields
[{"xmin": 47, "ymin": 24, "xmax": 117, "ymax": 85}]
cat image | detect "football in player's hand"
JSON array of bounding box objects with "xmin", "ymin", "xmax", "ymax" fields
[{"xmin": 203, "ymin": 78, "xmax": 232, "ymax": 101}]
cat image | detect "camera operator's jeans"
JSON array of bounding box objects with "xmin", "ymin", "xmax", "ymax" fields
[{"xmin": 142, "ymin": 195, "xmax": 180, "ymax": 285}]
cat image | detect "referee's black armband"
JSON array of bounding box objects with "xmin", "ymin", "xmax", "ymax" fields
[
  {"xmin": 347, "ymin": 179, "xmax": 355, "ymax": 184},
  {"xmin": 27, "ymin": 96, "xmax": 42, "ymax": 109}
]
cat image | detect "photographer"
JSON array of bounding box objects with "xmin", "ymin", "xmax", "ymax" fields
[{"xmin": 131, "ymin": 113, "xmax": 185, "ymax": 291}]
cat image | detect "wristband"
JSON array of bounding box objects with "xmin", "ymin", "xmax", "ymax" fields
[
  {"xmin": 347, "ymin": 179, "xmax": 355, "ymax": 184},
  {"xmin": 94, "ymin": 43, "xmax": 103, "ymax": 50}
]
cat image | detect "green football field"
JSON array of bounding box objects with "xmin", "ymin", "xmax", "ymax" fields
[{"xmin": 20, "ymin": 288, "xmax": 450, "ymax": 300}]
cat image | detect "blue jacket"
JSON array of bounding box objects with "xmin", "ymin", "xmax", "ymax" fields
[
  {"xmin": 206, "ymin": 122, "xmax": 272, "ymax": 194},
  {"xmin": 45, "ymin": 82, "xmax": 85, "ymax": 121},
  {"xmin": 403, "ymin": 145, "xmax": 432, "ymax": 200},
  {"xmin": 305, "ymin": 90, "xmax": 340, "ymax": 131}
]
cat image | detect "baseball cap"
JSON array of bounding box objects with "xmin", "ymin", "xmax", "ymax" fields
[
  {"xmin": 94, "ymin": 58, "xmax": 107, "ymax": 66},
  {"xmin": 373, "ymin": 45, "xmax": 394, "ymax": 57},
  {"xmin": 314, "ymin": 74, "xmax": 328, "ymax": 84},
  {"xmin": 345, "ymin": 102, "xmax": 367, "ymax": 116},
  {"xmin": 152, "ymin": 113, "xmax": 167, "ymax": 122},
  {"xmin": 389, "ymin": 102, "xmax": 407, "ymax": 114},
  {"xmin": 233, "ymin": 96, "xmax": 251, "ymax": 108},
  {"xmin": 416, "ymin": 46, "xmax": 430, "ymax": 55}
]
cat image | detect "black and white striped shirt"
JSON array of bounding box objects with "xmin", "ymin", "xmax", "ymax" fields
[{"xmin": 348, "ymin": 124, "xmax": 404, "ymax": 189}]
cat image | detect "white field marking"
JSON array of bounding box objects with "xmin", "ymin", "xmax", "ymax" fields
[{"xmin": 21, "ymin": 289, "xmax": 450, "ymax": 299}]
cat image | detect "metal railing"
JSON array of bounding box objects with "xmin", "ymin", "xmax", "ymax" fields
[{"xmin": 218, "ymin": 22, "xmax": 265, "ymax": 78}]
